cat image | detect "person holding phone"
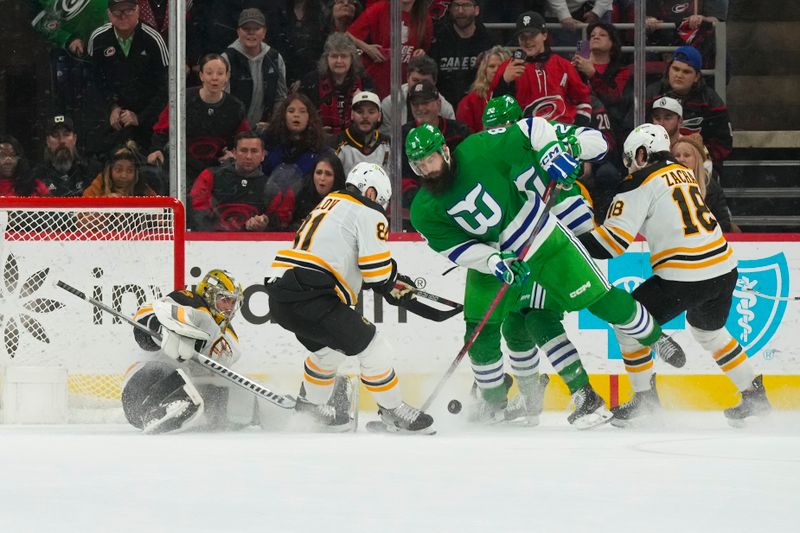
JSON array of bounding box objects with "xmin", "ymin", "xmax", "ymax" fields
[{"xmin": 489, "ymin": 11, "xmax": 591, "ymax": 126}]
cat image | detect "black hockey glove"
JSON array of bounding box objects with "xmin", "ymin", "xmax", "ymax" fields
[{"xmin": 380, "ymin": 273, "xmax": 417, "ymax": 306}]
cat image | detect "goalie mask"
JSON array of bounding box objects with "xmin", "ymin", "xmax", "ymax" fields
[{"xmin": 196, "ymin": 269, "xmax": 243, "ymax": 323}]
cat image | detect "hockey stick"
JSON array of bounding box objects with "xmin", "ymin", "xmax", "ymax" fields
[
  {"xmin": 414, "ymin": 289, "xmax": 462, "ymax": 310},
  {"xmin": 56, "ymin": 280, "xmax": 297, "ymax": 409},
  {"xmin": 420, "ymin": 182, "xmax": 559, "ymax": 412},
  {"xmin": 398, "ymin": 296, "xmax": 463, "ymax": 322},
  {"xmin": 738, "ymin": 287, "xmax": 800, "ymax": 302}
]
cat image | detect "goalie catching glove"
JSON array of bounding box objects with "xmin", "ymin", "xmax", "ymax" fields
[
  {"xmin": 488, "ymin": 251, "xmax": 531, "ymax": 288},
  {"xmin": 152, "ymin": 301, "xmax": 217, "ymax": 362}
]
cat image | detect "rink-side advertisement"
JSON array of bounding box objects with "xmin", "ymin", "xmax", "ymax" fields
[{"xmin": 182, "ymin": 235, "xmax": 800, "ymax": 408}]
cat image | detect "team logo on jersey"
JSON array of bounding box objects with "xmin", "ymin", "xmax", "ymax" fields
[
  {"xmin": 0, "ymin": 254, "xmax": 65, "ymax": 358},
  {"xmin": 727, "ymin": 253, "xmax": 788, "ymax": 356},
  {"xmin": 104, "ymin": 46, "xmax": 116, "ymax": 57},
  {"xmin": 59, "ymin": 0, "xmax": 91, "ymax": 21},
  {"xmin": 447, "ymin": 184, "xmax": 502, "ymax": 236},
  {"xmin": 523, "ymin": 96, "xmax": 567, "ymax": 122}
]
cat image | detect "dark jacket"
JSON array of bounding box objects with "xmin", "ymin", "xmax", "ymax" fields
[
  {"xmin": 189, "ymin": 161, "xmax": 270, "ymax": 231},
  {"xmin": 33, "ymin": 157, "xmax": 101, "ymax": 197},
  {"xmin": 299, "ymin": 72, "xmax": 376, "ymax": 136},
  {"xmin": 224, "ymin": 43, "xmax": 284, "ymax": 124}
]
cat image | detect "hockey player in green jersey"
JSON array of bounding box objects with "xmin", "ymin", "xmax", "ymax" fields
[
  {"xmin": 406, "ymin": 119, "xmax": 686, "ymax": 428},
  {"xmin": 32, "ymin": 0, "xmax": 109, "ymax": 55}
]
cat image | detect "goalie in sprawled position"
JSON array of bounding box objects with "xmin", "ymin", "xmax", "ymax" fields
[
  {"xmin": 122, "ymin": 269, "xmax": 251, "ymax": 434},
  {"xmin": 266, "ymin": 162, "xmax": 435, "ymax": 434}
]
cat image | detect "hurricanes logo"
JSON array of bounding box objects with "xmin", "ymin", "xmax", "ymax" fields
[
  {"xmin": 0, "ymin": 254, "xmax": 65, "ymax": 358},
  {"xmin": 727, "ymin": 253, "xmax": 788, "ymax": 356},
  {"xmin": 59, "ymin": 0, "xmax": 91, "ymax": 21}
]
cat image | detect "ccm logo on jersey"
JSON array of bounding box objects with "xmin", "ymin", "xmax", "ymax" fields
[{"xmin": 570, "ymin": 281, "xmax": 591, "ymax": 299}]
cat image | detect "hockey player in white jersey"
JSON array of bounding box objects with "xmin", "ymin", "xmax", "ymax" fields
[
  {"xmin": 266, "ymin": 162, "xmax": 435, "ymax": 434},
  {"xmin": 122, "ymin": 269, "xmax": 254, "ymax": 434},
  {"xmin": 579, "ymin": 124, "xmax": 772, "ymax": 426}
]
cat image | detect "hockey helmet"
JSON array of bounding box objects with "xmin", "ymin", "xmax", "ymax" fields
[
  {"xmin": 482, "ymin": 95, "xmax": 522, "ymax": 128},
  {"xmin": 197, "ymin": 269, "xmax": 243, "ymax": 322},
  {"xmin": 622, "ymin": 123, "xmax": 671, "ymax": 170},
  {"xmin": 346, "ymin": 162, "xmax": 392, "ymax": 209},
  {"xmin": 405, "ymin": 123, "xmax": 450, "ymax": 177}
]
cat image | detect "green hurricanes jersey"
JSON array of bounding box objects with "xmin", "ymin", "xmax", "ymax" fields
[
  {"xmin": 411, "ymin": 117, "xmax": 564, "ymax": 274},
  {"xmin": 32, "ymin": 0, "xmax": 109, "ymax": 49}
]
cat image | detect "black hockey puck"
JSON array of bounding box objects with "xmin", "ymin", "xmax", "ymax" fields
[{"xmin": 447, "ymin": 399, "xmax": 462, "ymax": 414}]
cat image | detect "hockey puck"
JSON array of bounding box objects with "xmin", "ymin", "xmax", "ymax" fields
[{"xmin": 447, "ymin": 399, "xmax": 462, "ymax": 414}]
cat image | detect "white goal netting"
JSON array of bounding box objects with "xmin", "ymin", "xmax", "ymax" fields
[{"xmin": 0, "ymin": 197, "xmax": 184, "ymax": 421}]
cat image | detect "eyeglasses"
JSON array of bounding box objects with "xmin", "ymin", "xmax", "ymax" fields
[
  {"xmin": 110, "ymin": 7, "xmax": 137, "ymax": 18},
  {"xmin": 450, "ymin": 2, "xmax": 477, "ymax": 10},
  {"xmin": 0, "ymin": 153, "xmax": 19, "ymax": 161}
]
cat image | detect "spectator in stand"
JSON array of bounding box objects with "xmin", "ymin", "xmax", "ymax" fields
[
  {"xmin": 148, "ymin": 53, "xmax": 250, "ymax": 185},
  {"xmin": 428, "ymin": 0, "xmax": 496, "ymax": 107},
  {"xmin": 672, "ymin": 134, "xmax": 738, "ymax": 232},
  {"xmin": 87, "ymin": 0, "xmax": 169, "ymax": 155},
  {"xmin": 456, "ymin": 46, "xmax": 511, "ymax": 132},
  {"xmin": 641, "ymin": 45, "xmax": 732, "ymax": 168},
  {"xmin": 325, "ymin": 0, "xmax": 361, "ymax": 33},
  {"xmin": 33, "ymin": 115, "xmax": 101, "ymax": 197},
  {"xmin": 137, "ymin": 1, "xmax": 193, "ymax": 42},
  {"xmin": 491, "ymin": 11, "xmax": 591, "ymax": 126},
  {"xmin": 643, "ymin": 0, "xmax": 728, "ymax": 68},
  {"xmin": 261, "ymin": 93, "xmax": 336, "ymax": 230},
  {"xmin": 83, "ymin": 141, "xmax": 157, "ymax": 197},
  {"xmin": 335, "ymin": 90, "xmax": 391, "ymax": 175},
  {"xmin": 290, "ymin": 153, "xmax": 348, "ymax": 229},
  {"xmin": 477, "ymin": 1, "xmax": 546, "ymax": 42},
  {"xmin": 400, "ymin": 80, "xmax": 470, "ymax": 210},
  {"xmin": 32, "ymin": 0, "xmax": 108, "ymax": 57},
  {"xmin": 190, "ymin": 131, "xmax": 271, "ymax": 231},
  {"xmin": 222, "ymin": 8, "xmax": 288, "ymax": 133},
  {"xmin": 299, "ymin": 32, "xmax": 376, "ymax": 138},
  {"xmin": 651, "ymin": 96, "xmax": 683, "ymax": 145},
  {"xmin": 379, "ymin": 55, "xmax": 455, "ymax": 135},
  {"xmin": 571, "ymin": 22, "xmax": 630, "ymax": 144},
  {"xmin": 547, "ymin": 1, "xmax": 611, "ymax": 32},
  {"xmin": 189, "ymin": 1, "xmax": 276, "ymax": 63},
  {"xmin": 0, "ymin": 135, "xmax": 49, "ymax": 197},
  {"xmin": 347, "ymin": 0, "xmax": 433, "ymax": 98},
  {"xmin": 269, "ymin": 1, "xmax": 328, "ymax": 88}
]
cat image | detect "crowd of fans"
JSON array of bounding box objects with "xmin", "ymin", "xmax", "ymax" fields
[{"xmin": 4, "ymin": 0, "xmax": 733, "ymax": 232}]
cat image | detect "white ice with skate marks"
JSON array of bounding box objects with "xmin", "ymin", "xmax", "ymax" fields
[{"xmin": 1, "ymin": 411, "xmax": 799, "ymax": 532}]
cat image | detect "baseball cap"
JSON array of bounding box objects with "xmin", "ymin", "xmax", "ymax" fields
[
  {"xmin": 672, "ymin": 45, "xmax": 702, "ymax": 71},
  {"xmin": 107, "ymin": 0, "xmax": 137, "ymax": 8},
  {"xmin": 46, "ymin": 115, "xmax": 75, "ymax": 135},
  {"xmin": 514, "ymin": 11, "xmax": 547, "ymax": 38},
  {"xmin": 238, "ymin": 8, "xmax": 266, "ymax": 27},
  {"xmin": 352, "ymin": 91, "xmax": 381, "ymax": 109},
  {"xmin": 652, "ymin": 96, "xmax": 683, "ymax": 118},
  {"xmin": 408, "ymin": 80, "xmax": 439, "ymax": 104}
]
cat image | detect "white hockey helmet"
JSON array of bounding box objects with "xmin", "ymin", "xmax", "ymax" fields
[
  {"xmin": 346, "ymin": 162, "xmax": 392, "ymax": 209},
  {"xmin": 622, "ymin": 123, "xmax": 671, "ymax": 170}
]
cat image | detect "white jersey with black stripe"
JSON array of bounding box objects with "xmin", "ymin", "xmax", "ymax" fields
[
  {"xmin": 271, "ymin": 191, "xmax": 393, "ymax": 305},
  {"xmin": 586, "ymin": 160, "xmax": 736, "ymax": 282}
]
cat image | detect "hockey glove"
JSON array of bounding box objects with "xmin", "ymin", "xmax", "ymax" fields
[
  {"xmin": 383, "ymin": 274, "xmax": 417, "ymax": 306},
  {"xmin": 161, "ymin": 328, "xmax": 206, "ymax": 363},
  {"xmin": 487, "ymin": 251, "xmax": 531, "ymax": 288},
  {"xmin": 563, "ymin": 134, "xmax": 582, "ymax": 159},
  {"xmin": 540, "ymin": 141, "xmax": 580, "ymax": 189}
]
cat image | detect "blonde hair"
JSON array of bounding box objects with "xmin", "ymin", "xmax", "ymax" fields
[
  {"xmin": 470, "ymin": 46, "xmax": 512, "ymax": 99},
  {"xmin": 672, "ymin": 134, "xmax": 710, "ymax": 197}
]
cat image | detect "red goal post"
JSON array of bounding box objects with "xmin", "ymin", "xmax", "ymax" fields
[{"xmin": 0, "ymin": 197, "xmax": 185, "ymax": 421}]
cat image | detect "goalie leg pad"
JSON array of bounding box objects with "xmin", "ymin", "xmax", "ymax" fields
[{"xmin": 139, "ymin": 368, "xmax": 204, "ymax": 434}]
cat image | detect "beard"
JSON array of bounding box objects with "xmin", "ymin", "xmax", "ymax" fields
[
  {"xmin": 419, "ymin": 160, "xmax": 455, "ymax": 195},
  {"xmin": 47, "ymin": 146, "xmax": 76, "ymax": 173}
]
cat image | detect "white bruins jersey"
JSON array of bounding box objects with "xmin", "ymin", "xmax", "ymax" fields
[
  {"xmin": 271, "ymin": 191, "xmax": 393, "ymax": 305},
  {"xmin": 583, "ymin": 161, "xmax": 736, "ymax": 282}
]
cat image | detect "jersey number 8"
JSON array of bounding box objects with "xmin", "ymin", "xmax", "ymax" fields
[{"xmin": 671, "ymin": 184, "xmax": 718, "ymax": 236}]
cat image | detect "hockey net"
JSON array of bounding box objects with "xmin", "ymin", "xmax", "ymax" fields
[{"xmin": 0, "ymin": 197, "xmax": 184, "ymax": 422}]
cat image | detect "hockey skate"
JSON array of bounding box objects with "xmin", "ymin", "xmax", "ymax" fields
[
  {"xmin": 724, "ymin": 375, "xmax": 772, "ymax": 427},
  {"xmin": 567, "ymin": 385, "xmax": 613, "ymax": 429},
  {"xmin": 369, "ymin": 402, "xmax": 435, "ymax": 434},
  {"xmin": 652, "ymin": 333, "xmax": 686, "ymax": 368},
  {"xmin": 610, "ymin": 374, "xmax": 662, "ymax": 428},
  {"xmin": 504, "ymin": 374, "xmax": 550, "ymax": 426},
  {"xmin": 467, "ymin": 374, "xmax": 511, "ymax": 424},
  {"xmin": 295, "ymin": 376, "xmax": 357, "ymax": 432}
]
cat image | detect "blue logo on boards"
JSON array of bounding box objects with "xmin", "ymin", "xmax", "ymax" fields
[{"xmin": 578, "ymin": 252, "xmax": 788, "ymax": 359}]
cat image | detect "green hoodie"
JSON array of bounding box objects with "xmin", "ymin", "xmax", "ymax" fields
[{"xmin": 31, "ymin": 0, "xmax": 109, "ymax": 50}]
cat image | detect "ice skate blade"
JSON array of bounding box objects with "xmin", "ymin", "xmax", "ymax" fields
[
  {"xmin": 569, "ymin": 408, "xmax": 614, "ymax": 430},
  {"xmin": 503, "ymin": 414, "xmax": 541, "ymax": 427},
  {"xmin": 365, "ymin": 420, "xmax": 437, "ymax": 435},
  {"xmin": 726, "ymin": 411, "xmax": 772, "ymax": 429}
]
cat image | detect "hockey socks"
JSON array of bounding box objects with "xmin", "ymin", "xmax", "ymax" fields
[
  {"xmin": 590, "ymin": 287, "xmax": 662, "ymax": 346},
  {"xmin": 303, "ymin": 348, "xmax": 346, "ymax": 404},
  {"xmin": 691, "ymin": 327, "xmax": 756, "ymax": 392},
  {"xmin": 357, "ymin": 333, "xmax": 402, "ymax": 409},
  {"xmin": 539, "ymin": 334, "xmax": 589, "ymax": 393}
]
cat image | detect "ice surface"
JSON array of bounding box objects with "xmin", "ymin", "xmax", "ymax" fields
[{"xmin": 1, "ymin": 411, "xmax": 798, "ymax": 533}]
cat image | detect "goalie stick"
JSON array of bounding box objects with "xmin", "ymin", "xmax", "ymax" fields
[
  {"xmin": 56, "ymin": 280, "xmax": 297, "ymax": 410},
  {"xmin": 419, "ymin": 182, "xmax": 560, "ymax": 412}
]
